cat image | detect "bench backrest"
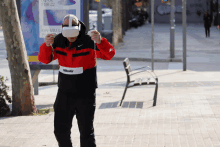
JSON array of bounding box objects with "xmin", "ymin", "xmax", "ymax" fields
[{"xmin": 123, "ymin": 58, "xmax": 131, "ymax": 83}]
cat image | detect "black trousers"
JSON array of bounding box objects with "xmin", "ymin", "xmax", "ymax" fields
[
  {"xmin": 53, "ymin": 88, "xmax": 96, "ymax": 147},
  {"xmin": 205, "ymin": 26, "xmax": 210, "ymax": 37}
]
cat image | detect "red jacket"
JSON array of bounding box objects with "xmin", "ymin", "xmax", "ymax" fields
[
  {"xmin": 38, "ymin": 21, "xmax": 115, "ymax": 93},
  {"xmin": 38, "ymin": 36, "xmax": 115, "ymax": 67}
]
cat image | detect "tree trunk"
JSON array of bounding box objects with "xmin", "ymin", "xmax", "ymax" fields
[
  {"xmin": 118, "ymin": 0, "xmax": 123, "ymax": 43},
  {"xmin": 106, "ymin": 0, "xmax": 113, "ymax": 8},
  {"xmin": 0, "ymin": 0, "xmax": 37, "ymax": 116},
  {"xmin": 112, "ymin": 0, "xmax": 119, "ymax": 47}
]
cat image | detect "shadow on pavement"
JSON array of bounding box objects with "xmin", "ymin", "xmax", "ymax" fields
[
  {"xmin": 99, "ymin": 101, "xmax": 144, "ymax": 109},
  {"xmin": 98, "ymin": 100, "xmax": 156, "ymax": 109}
]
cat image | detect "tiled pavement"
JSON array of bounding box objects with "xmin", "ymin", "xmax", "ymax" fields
[
  {"xmin": 2, "ymin": 70, "xmax": 220, "ymax": 147},
  {"xmin": 1, "ymin": 80, "xmax": 220, "ymax": 147}
]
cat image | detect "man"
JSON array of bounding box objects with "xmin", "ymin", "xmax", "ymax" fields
[
  {"xmin": 38, "ymin": 14, "xmax": 115, "ymax": 147},
  {"xmin": 203, "ymin": 11, "xmax": 211, "ymax": 37}
]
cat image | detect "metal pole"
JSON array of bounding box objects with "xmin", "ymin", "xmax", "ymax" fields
[
  {"xmin": 97, "ymin": 0, "xmax": 102, "ymax": 33},
  {"xmin": 183, "ymin": 0, "xmax": 187, "ymax": 71},
  {"xmin": 125, "ymin": 0, "xmax": 129, "ymax": 31},
  {"xmin": 31, "ymin": 70, "xmax": 39, "ymax": 95},
  {"xmin": 210, "ymin": 0, "xmax": 213, "ymax": 23},
  {"xmin": 122, "ymin": 0, "xmax": 126, "ymax": 35},
  {"xmin": 207, "ymin": 0, "xmax": 208, "ymax": 11},
  {"xmin": 170, "ymin": 0, "xmax": 175, "ymax": 59},
  {"xmin": 83, "ymin": 0, "xmax": 89, "ymax": 32},
  {"xmin": 151, "ymin": 0, "xmax": 154, "ymax": 71},
  {"xmin": 217, "ymin": 0, "xmax": 218, "ymax": 26},
  {"xmin": 53, "ymin": 70, "xmax": 55, "ymax": 83}
]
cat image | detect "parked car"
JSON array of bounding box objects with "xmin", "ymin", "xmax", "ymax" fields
[
  {"xmin": 89, "ymin": 14, "xmax": 104, "ymax": 30},
  {"xmin": 102, "ymin": 8, "xmax": 112, "ymax": 15},
  {"xmin": 89, "ymin": 8, "xmax": 112, "ymax": 30},
  {"xmin": 89, "ymin": 10, "xmax": 97, "ymax": 15}
]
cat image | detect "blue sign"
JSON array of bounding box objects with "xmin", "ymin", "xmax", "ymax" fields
[{"xmin": 20, "ymin": 0, "xmax": 83, "ymax": 65}]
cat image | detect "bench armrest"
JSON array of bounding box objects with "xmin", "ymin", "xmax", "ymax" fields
[
  {"xmin": 129, "ymin": 69, "xmax": 157, "ymax": 79},
  {"xmin": 128, "ymin": 69, "xmax": 148, "ymax": 76},
  {"xmin": 132, "ymin": 66, "xmax": 148, "ymax": 71},
  {"xmin": 132, "ymin": 66, "xmax": 158, "ymax": 78}
]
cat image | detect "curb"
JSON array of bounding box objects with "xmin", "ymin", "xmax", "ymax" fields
[{"xmin": 110, "ymin": 57, "xmax": 182, "ymax": 62}]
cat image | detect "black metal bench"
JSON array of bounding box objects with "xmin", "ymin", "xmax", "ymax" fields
[{"xmin": 119, "ymin": 58, "xmax": 159, "ymax": 107}]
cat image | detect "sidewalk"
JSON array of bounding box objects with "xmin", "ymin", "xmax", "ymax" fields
[
  {"xmin": 113, "ymin": 23, "xmax": 220, "ymax": 62},
  {"xmin": 1, "ymin": 23, "xmax": 220, "ymax": 147}
]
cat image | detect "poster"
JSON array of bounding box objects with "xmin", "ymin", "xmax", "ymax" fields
[{"xmin": 21, "ymin": 0, "xmax": 83, "ymax": 65}]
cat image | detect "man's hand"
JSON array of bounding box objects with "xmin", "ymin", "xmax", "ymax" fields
[
  {"xmin": 44, "ymin": 34, "xmax": 55, "ymax": 47},
  {"xmin": 218, "ymin": 25, "xmax": 219, "ymax": 30},
  {"xmin": 90, "ymin": 30, "xmax": 101, "ymax": 44}
]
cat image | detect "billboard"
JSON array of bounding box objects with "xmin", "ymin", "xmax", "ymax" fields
[{"xmin": 20, "ymin": 0, "xmax": 83, "ymax": 65}]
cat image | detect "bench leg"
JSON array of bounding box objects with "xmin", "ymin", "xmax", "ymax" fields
[
  {"xmin": 119, "ymin": 84, "xmax": 129, "ymax": 106},
  {"xmin": 153, "ymin": 83, "xmax": 158, "ymax": 106}
]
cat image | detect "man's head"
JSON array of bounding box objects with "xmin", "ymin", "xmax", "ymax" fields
[{"xmin": 62, "ymin": 14, "xmax": 80, "ymax": 42}]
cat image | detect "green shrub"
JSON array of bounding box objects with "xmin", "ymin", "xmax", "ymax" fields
[{"xmin": 0, "ymin": 76, "xmax": 12, "ymax": 117}]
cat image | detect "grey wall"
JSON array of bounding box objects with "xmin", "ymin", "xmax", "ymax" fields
[{"xmin": 152, "ymin": 0, "xmax": 207, "ymax": 24}]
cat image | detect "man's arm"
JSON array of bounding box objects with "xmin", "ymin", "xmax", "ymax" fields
[
  {"xmin": 38, "ymin": 34, "xmax": 58, "ymax": 64},
  {"xmin": 89, "ymin": 30, "xmax": 115, "ymax": 60},
  {"xmin": 95, "ymin": 37, "xmax": 115, "ymax": 60},
  {"xmin": 38, "ymin": 43, "xmax": 58, "ymax": 64}
]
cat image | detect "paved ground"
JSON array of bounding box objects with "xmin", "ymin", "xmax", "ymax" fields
[{"xmin": 1, "ymin": 23, "xmax": 220, "ymax": 147}]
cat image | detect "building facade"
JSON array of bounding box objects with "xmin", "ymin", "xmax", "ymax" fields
[
  {"xmin": 149, "ymin": 0, "xmax": 212, "ymax": 24},
  {"xmin": 89, "ymin": 0, "xmax": 215, "ymax": 24}
]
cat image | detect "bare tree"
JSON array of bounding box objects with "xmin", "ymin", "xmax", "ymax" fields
[
  {"xmin": 118, "ymin": 0, "xmax": 123, "ymax": 43},
  {"xmin": 0, "ymin": 0, "xmax": 37, "ymax": 116},
  {"xmin": 105, "ymin": 0, "xmax": 113, "ymax": 8},
  {"xmin": 112, "ymin": 0, "xmax": 124, "ymax": 47},
  {"xmin": 112, "ymin": 0, "xmax": 119, "ymax": 46}
]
